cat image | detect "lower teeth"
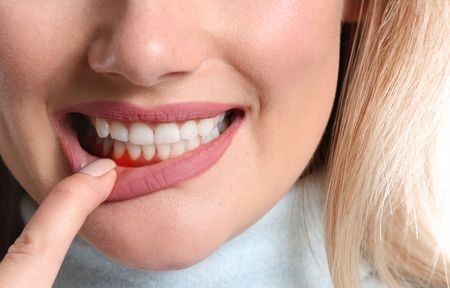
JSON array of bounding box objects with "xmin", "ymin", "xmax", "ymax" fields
[{"xmin": 72, "ymin": 111, "xmax": 234, "ymax": 167}]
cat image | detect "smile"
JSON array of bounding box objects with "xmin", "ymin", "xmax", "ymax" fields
[{"xmin": 53, "ymin": 101, "xmax": 245, "ymax": 202}]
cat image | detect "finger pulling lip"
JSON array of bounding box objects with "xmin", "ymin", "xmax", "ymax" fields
[{"xmin": 52, "ymin": 101, "xmax": 245, "ymax": 202}]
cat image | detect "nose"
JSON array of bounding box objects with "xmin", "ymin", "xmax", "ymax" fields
[{"xmin": 87, "ymin": 2, "xmax": 206, "ymax": 87}]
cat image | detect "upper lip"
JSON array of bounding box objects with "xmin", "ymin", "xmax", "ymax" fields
[{"xmin": 53, "ymin": 100, "xmax": 244, "ymax": 123}]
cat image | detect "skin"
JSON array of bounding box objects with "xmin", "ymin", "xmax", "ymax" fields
[{"xmin": 0, "ymin": 0, "xmax": 359, "ymax": 281}]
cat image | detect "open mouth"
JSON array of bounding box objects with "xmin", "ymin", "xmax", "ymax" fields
[
  {"xmin": 70, "ymin": 109, "xmax": 238, "ymax": 167},
  {"xmin": 54, "ymin": 101, "xmax": 244, "ymax": 202}
]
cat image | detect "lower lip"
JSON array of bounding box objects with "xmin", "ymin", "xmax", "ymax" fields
[{"xmin": 54, "ymin": 114, "xmax": 243, "ymax": 202}]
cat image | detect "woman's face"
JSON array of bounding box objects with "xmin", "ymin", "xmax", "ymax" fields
[{"xmin": 0, "ymin": 1, "xmax": 357, "ymax": 269}]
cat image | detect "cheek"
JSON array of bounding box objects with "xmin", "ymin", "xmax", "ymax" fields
[
  {"xmin": 222, "ymin": 1, "xmax": 341, "ymax": 157},
  {"xmin": 0, "ymin": 5, "xmax": 86, "ymax": 199},
  {"xmin": 0, "ymin": 4, "xmax": 88, "ymax": 98},
  {"xmin": 203, "ymin": 1, "xmax": 342, "ymax": 230},
  {"xmin": 215, "ymin": 1, "xmax": 342, "ymax": 86}
]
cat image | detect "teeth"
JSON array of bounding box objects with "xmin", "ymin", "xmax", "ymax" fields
[
  {"xmin": 156, "ymin": 144, "xmax": 171, "ymax": 160},
  {"xmin": 95, "ymin": 118, "xmax": 110, "ymax": 138},
  {"xmin": 110, "ymin": 121, "xmax": 129, "ymax": 142},
  {"xmin": 217, "ymin": 122, "xmax": 227, "ymax": 133},
  {"xmin": 171, "ymin": 140, "xmax": 186, "ymax": 157},
  {"xmin": 217, "ymin": 116, "xmax": 230, "ymax": 133},
  {"xmin": 200, "ymin": 127, "xmax": 220, "ymax": 144},
  {"xmin": 186, "ymin": 136, "xmax": 200, "ymax": 151},
  {"xmin": 142, "ymin": 144, "xmax": 156, "ymax": 160},
  {"xmin": 126, "ymin": 142, "xmax": 142, "ymax": 160},
  {"xmin": 154, "ymin": 123, "xmax": 181, "ymax": 144},
  {"xmin": 210, "ymin": 127, "xmax": 220, "ymax": 139},
  {"xmin": 113, "ymin": 140, "xmax": 126, "ymax": 158},
  {"xmin": 200, "ymin": 135, "xmax": 213, "ymax": 144},
  {"xmin": 213, "ymin": 113, "xmax": 225, "ymax": 126},
  {"xmin": 129, "ymin": 123, "xmax": 154, "ymax": 145},
  {"xmin": 179, "ymin": 120, "xmax": 198, "ymax": 140},
  {"xmin": 197, "ymin": 117, "xmax": 215, "ymax": 137},
  {"xmin": 90, "ymin": 111, "xmax": 233, "ymax": 162},
  {"xmin": 102, "ymin": 137, "xmax": 114, "ymax": 155},
  {"xmin": 217, "ymin": 113, "xmax": 225, "ymax": 123}
]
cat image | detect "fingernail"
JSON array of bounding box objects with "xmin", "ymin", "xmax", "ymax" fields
[{"xmin": 78, "ymin": 159, "xmax": 116, "ymax": 177}]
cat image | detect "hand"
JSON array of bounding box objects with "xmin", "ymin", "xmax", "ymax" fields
[{"xmin": 0, "ymin": 159, "xmax": 117, "ymax": 288}]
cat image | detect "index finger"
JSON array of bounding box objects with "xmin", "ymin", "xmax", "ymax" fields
[{"xmin": 0, "ymin": 159, "xmax": 117, "ymax": 288}]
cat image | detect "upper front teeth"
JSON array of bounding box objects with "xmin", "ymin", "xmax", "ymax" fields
[
  {"xmin": 197, "ymin": 118, "xmax": 215, "ymax": 136},
  {"xmin": 179, "ymin": 120, "xmax": 198, "ymax": 140},
  {"xmin": 154, "ymin": 123, "xmax": 180, "ymax": 144},
  {"xmin": 110, "ymin": 121, "xmax": 128, "ymax": 142},
  {"xmin": 129, "ymin": 122, "xmax": 154, "ymax": 145},
  {"xmin": 93, "ymin": 113, "xmax": 226, "ymax": 146}
]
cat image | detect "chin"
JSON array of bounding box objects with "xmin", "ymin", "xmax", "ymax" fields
[
  {"xmin": 81, "ymin": 228, "xmax": 223, "ymax": 271},
  {"xmin": 78, "ymin": 194, "xmax": 232, "ymax": 271}
]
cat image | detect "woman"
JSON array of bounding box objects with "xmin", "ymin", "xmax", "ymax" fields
[{"xmin": 0, "ymin": 1, "xmax": 449, "ymax": 287}]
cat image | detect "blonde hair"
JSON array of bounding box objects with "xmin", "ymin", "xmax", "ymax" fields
[{"xmin": 324, "ymin": 0, "xmax": 450, "ymax": 287}]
